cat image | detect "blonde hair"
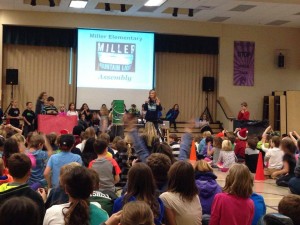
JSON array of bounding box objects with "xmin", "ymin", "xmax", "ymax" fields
[
  {"xmin": 100, "ymin": 106, "xmax": 109, "ymax": 116},
  {"xmin": 11, "ymin": 133, "xmax": 26, "ymax": 144},
  {"xmin": 202, "ymin": 131, "xmax": 211, "ymax": 138},
  {"xmin": 29, "ymin": 134, "xmax": 45, "ymax": 149},
  {"xmin": 222, "ymin": 140, "xmax": 232, "ymax": 151},
  {"xmin": 143, "ymin": 122, "xmax": 158, "ymax": 147},
  {"xmin": 120, "ymin": 201, "xmax": 154, "ymax": 225},
  {"xmin": 59, "ymin": 162, "xmax": 81, "ymax": 186},
  {"xmin": 195, "ymin": 160, "xmax": 213, "ymax": 172},
  {"xmin": 223, "ymin": 164, "xmax": 253, "ymax": 198},
  {"xmin": 124, "ymin": 134, "xmax": 133, "ymax": 145},
  {"xmin": 84, "ymin": 127, "xmax": 96, "ymax": 140}
]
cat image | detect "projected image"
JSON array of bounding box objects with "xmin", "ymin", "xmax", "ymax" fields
[
  {"xmin": 95, "ymin": 42, "xmax": 136, "ymax": 72},
  {"xmin": 76, "ymin": 29, "xmax": 154, "ymax": 109}
]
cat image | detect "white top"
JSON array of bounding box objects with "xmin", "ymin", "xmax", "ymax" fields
[
  {"xmin": 218, "ymin": 151, "xmax": 236, "ymax": 168},
  {"xmin": 160, "ymin": 192, "xmax": 202, "ymax": 225},
  {"xmin": 265, "ymin": 147, "xmax": 284, "ymax": 169},
  {"xmin": 261, "ymin": 143, "xmax": 269, "ymax": 153},
  {"xmin": 67, "ymin": 110, "xmax": 78, "ymax": 117},
  {"xmin": 43, "ymin": 203, "xmax": 69, "ymax": 225},
  {"xmin": 245, "ymin": 148, "xmax": 260, "ymax": 155},
  {"xmin": 76, "ymin": 140, "xmax": 86, "ymax": 152}
]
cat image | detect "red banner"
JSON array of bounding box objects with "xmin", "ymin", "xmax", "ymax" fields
[{"xmin": 38, "ymin": 115, "xmax": 77, "ymax": 134}]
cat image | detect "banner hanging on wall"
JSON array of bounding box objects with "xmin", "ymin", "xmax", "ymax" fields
[{"xmin": 233, "ymin": 41, "xmax": 255, "ymax": 86}]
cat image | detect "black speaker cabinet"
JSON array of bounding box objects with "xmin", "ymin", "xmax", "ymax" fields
[
  {"xmin": 6, "ymin": 69, "xmax": 18, "ymax": 85},
  {"xmin": 278, "ymin": 53, "xmax": 285, "ymax": 68},
  {"xmin": 202, "ymin": 77, "xmax": 215, "ymax": 92}
]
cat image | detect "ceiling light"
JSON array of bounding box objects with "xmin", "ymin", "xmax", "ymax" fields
[
  {"xmin": 69, "ymin": 0, "xmax": 88, "ymax": 9},
  {"xmin": 31, "ymin": 0, "xmax": 36, "ymax": 6},
  {"xmin": 121, "ymin": 4, "xmax": 126, "ymax": 12},
  {"xmin": 105, "ymin": 3, "xmax": 110, "ymax": 11},
  {"xmin": 144, "ymin": 0, "xmax": 167, "ymax": 7},
  {"xmin": 188, "ymin": 8, "xmax": 193, "ymax": 17},
  {"xmin": 172, "ymin": 8, "xmax": 178, "ymax": 17},
  {"xmin": 49, "ymin": 0, "xmax": 55, "ymax": 7}
]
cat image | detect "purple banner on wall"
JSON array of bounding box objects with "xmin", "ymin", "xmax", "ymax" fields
[{"xmin": 233, "ymin": 41, "xmax": 255, "ymax": 86}]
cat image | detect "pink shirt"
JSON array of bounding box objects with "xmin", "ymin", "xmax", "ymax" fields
[{"xmin": 209, "ymin": 193, "xmax": 254, "ymax": 225}]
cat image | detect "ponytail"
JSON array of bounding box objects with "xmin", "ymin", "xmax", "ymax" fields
[{"xmin": 63, "ymin": 199, "xmax": 90, "ymax": 225}]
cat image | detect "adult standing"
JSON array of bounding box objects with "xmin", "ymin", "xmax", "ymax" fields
[
  {"xmin": 35, "ymin": 92, "xmax": 47, "ymax": 115},
  {"xmin": 34, "ymin": 92, "xmax": 47, "ymax": 130},
  {"xmin": 79, "ymin": 103, "xmax": 92, "ymax": 125},
  {"xmin": 144, "ymin": 90, "xmax": 162, "ymax": 129}
]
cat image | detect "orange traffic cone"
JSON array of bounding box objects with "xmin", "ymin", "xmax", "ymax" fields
[
  {"xmin": 189, "ymin": 140, "xmax": 197, "ymax": 166},
  {"xmin": 255, "ymin": 152, "xmax": 265, "ymax": 181}
]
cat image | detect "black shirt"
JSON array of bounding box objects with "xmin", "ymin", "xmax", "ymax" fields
[
  {"xmin": 8, "ymin": 107, "xmax": 20, "ymax": 127},
  {"xmin": 22, "ymin": 109, "xmax": 35, "ymax": 124},
  {"xmin": 0, "ymin": 184, "xmax": 45, "ymax": 225},
  {"xmin": 283, "ymin": 153, "xmax": 297, "ymax": 175}
]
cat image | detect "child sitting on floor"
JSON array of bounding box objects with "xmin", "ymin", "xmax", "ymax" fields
[
  {"xmin": 194, "ymin": 160, "xmax": 222, "ymax": 215},
  {"xmin": 217, "ymin": 140, "xmax": 237, "ymax": 172},
  {"xmin": 210, "ymin": 136, "xmax": 223, "ymax": 168},
  {"xmin": 169, "ymin": 133, "xmax": 180, "ymax": 159},
  {"xmin": 274, "ymin": 138, "xmax": 296, "ymax": 186},
  {"xmin": 245, "ymin": 138, "xmax": 260, "ymax": 173},
  {"xmin": 88, "ymin": 139, "xmax": 120, "ymax": 192},
  {"xmin": 202, "ymin": 136, "xmax": 213, "ymax": 160},
  {"xmin": 264, "ymin": 136, "xmax": 283, "ymax": 179},
  {"xmin": 234, "ymin": 128, "xmax": 248, "ymax": 162},
  {"xmin": 210, "ymin": 164, "xmax": 254, "ymax": 225}
]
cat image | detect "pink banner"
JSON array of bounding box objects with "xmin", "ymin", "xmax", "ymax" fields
[
  {"xmin": 38, "ymin": 115, "xmax": 77, "ymax": 134},
  {"xmin": 234, "ymin": 41, "xmax": 255, "ymax": 86}
]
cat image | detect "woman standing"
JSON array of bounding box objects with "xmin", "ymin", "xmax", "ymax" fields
[
  {"xmin": 166, "ymin": 104, "xmax": 180, "ymax": 132},
  {"xmin": 79, "ymin": 103, "xmax": 92, "ymax": 125},
  {"xmin": 144, "ymin": 90, "xmax": 162, "ymax": 129},
  {"xmin": 100, "ymin": 104, "xmax": 109, "ymax": 133},
  {"xmin": 35, "ymin": 92, "xmax": 47, "ymax": 115},
  {"xmin": 34, "ymin": 92, "xmax": 47, "ymax": 130}
]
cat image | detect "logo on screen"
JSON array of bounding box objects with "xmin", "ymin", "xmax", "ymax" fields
[{"xmin": 95, "ymin": 42, "xmax": 136, "ymax": 72}]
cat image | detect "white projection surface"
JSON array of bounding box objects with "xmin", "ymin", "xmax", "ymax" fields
[{"xmin": 76, "ymin": 29, "xmax": 155, "ymax": 109}]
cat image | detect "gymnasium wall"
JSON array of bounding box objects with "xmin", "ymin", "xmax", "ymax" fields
[{"xmin": 1, "ymin": 10, "xmax": 300, "ymax": 123}]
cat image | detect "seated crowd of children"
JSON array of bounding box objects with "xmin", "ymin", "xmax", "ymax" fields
[{"xmin": 0, "ymin": 111, "xmax": 299, "ymax": 225}]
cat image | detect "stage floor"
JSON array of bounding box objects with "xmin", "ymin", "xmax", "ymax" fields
[{"xmin": 214, "ymin": 169, "xmax": 290, "ymax": 213}]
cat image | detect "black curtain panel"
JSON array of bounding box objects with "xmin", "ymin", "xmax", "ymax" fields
[
  {"xmin": 3, "ymin": 26, "xmax": 219, "ymax": 55},
  {"xmin": 3, "ymin": 25, "xmax": 77, "ymax": 48},
  {"xmin": 155, "ymin": 33, "xmax": 219, "ymax": 55}
]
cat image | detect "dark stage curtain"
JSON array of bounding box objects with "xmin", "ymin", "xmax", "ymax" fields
[
  {"xmin": 3, "ymin": 25, "xmax": 77, "ymax": 48},
  {"xmin": 3, "ymin": 26, "xmax": 219, "ymax": 54},
  {"xmin": 155, "ymin": 34, "xmax": 219, "ymax": 55}
]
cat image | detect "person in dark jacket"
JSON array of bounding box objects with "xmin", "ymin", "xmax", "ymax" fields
[
  {"xmin": 194, "ymin": 160, "xmax": 222, "ymax": 215},
  {"xmin": 289, "ymin": 148, "xmax": 300, "ymax": 194},
  {"xmin": 245, "ymin": 138, "xmax": 259, "ymax": 173},
  {"xmin": 144, "ymin": 90, "xmax": 162, "ymax": 129},
  {"xmin": 0, "ymin": 153, "xmax": 45, "ymax": 225},
  {"xmin": 166, "ymin": 104, "xmax": 180, "ymax": 131}
]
